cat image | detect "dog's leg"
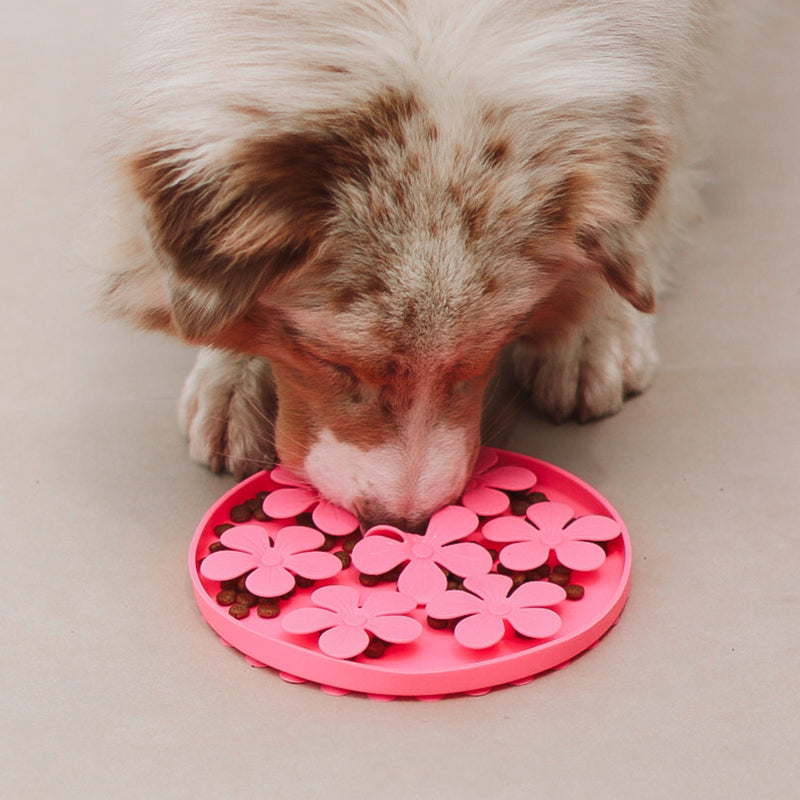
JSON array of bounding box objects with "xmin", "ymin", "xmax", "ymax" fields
[
  {"xmin": 512, "ymin": 291, "xmax": 658, "ymax": 423},
  {"xmin": 178, "ymin": 347, "xmax": 278, "ymax": 479}
]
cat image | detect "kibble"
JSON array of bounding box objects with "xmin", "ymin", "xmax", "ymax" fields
[
  {"xmin": 548, "ymin": 571, "xmax": 570, "ymax": 587},
  {"xmin": 229, "ymin": 503, "xmax": 254, "ymax": 523},
  {"xmin": 295, "ymin": 575, "xmax": 315, "ymax": 589},
  {"xmin": 427, "ymin": 616, "xmax": 449, "ymax": 630},
  {"xmin": 319, "ymin": 534, "xmax": 338, "ymax": 552},
  {"xmin": 208, "ymin": 541, "xmax": 227, "ymax": 553},
  {"xmin": 359, "ymin": 573, "xmax": 380, "ymax": 587},
  {"xmin": 252, "ymin": 505, "xmax": 270, "ymax": 522},
  {"xmin": 565, "ymin": 584, "xmax": 585, "ymax": 600},
  {"xmin": 228, "ymin": 603, "xmax": 250, "ymax": 619},
  {"xmin": 257, "ymin": 600, "xmax": 280, "ymax": 618},
  {"xmin": 215, "ymin": 589, "xmax": 237, "ymax": 606},
  {"xmin": 342, "ymin": 533, "xmax": 362, "ymax": 553},
  {"xmin": 363, "ymin": 638, "xmax": 386, "ymax": 658},
  {"xmin": 213, "ymin": 523, "xmax": 235, "ymax": 537},
  {"xmin": 510, "ymin": 496, "xmax": 531, "ymax": 516},
  {"xmin": 236, "ymin": 591, "xmax": 258, "ymax": 608},
  {"xmin": 334, "ymin": 550, "xmax": 352, "ymax": 569},
  {"xmin": 526, "ymin": 564, "xmax": 551, "ymax": 581}
]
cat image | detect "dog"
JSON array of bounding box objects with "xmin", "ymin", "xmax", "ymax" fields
[{"xmin": 103, "ymin": 0, "xmax": 728, "ymax": 530}]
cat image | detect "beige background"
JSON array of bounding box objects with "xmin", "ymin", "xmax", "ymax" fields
[{"xmin": 2, "ymin": 2, "xmax": 798, "ymax": 797}]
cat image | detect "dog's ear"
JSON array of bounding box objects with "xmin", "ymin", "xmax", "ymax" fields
[
  {"xmin": 103, "ymin": 132, "xmax": 344, "ymax": 342},
  {"xmin": 577, "ymin": 225, "xmax": 656, "ymax": 314},
  {"xmin": 538, "ymin": 110, "xmax": 670, "ymax": 314}
]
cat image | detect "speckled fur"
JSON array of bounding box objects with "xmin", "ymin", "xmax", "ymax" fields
[{"xmin": 103, "ymin": 0, "xmax": 735, "ymax": 528}]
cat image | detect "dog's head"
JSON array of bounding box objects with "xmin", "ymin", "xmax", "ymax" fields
[{"xmin": 105, "ymin": 87, "xmax": 665, "ymax": 529}]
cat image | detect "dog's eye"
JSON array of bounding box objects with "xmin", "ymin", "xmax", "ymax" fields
[{"xmin": 316, "ymin": 356, "xmax": 360, "ymax": 388}]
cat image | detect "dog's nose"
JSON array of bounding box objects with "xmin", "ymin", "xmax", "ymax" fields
[{"xmin": 357, "ymin": 502, "xmax": 429, "ymax": 534}]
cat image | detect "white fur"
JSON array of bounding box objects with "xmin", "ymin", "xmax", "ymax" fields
[
  {"xmin": 304, "ymin": 425, "xmax": 471, "ymax": 529},
  {"xmin": 105, "ymin": 0, "xmax": 749, "ymax": 525}
]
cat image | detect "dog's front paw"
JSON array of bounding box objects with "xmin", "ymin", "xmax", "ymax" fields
[
  {"xmin": 512, "ymin": 302, "xmax": 658, "ymax": 423},
  {"xmin": 178, "ymin": 348, "xmax": 278, "ymax": 479}
]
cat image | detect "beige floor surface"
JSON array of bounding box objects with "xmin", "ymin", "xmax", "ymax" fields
[{"xmin": 2, "ymin": 2, "xmax": 798, "ymax": 798}]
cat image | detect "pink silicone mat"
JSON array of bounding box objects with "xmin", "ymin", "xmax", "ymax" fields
[{"xmin": 188, "ymin": 448, "xmax": 631, "ymax": 699}]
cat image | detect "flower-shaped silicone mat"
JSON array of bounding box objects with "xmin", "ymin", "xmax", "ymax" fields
[{"xmin": 189, "ymin": 448, "xmax": 632, "ymax": 700}]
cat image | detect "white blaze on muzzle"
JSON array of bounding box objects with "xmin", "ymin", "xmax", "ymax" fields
[{"xmin": 303, "ymin": 422, "xmax": 472, "ymax": 527}]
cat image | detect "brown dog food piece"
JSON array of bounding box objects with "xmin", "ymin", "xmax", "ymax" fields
[
  {"xmin": 295, "ymin": 576, "xmax": 315, "ymax": 589},
  {"xmin": 509, "ymin": 496, "xmax": 531, "ymax": 516},
  {"xmin": 427, "ymin": 616, "xmax": 449, "ymax": 630},
  {"xmin": 526, "ymin": 564, "xmax": 551, "ymax": 581},
  {"xmin": 228, "ymin": 603, "xmax": 250, "ymax": 619},
  {"xmin": 566, "ymin": 584, "xmax": 585, "ymax": 600},
  {"xmin": 319, "ymin": 534, "xmax": 338, "ymax": 552},
  {"xmin": 363, "ymin": 638, "xmax": 387, "ymax": 659},
  {"xmin": 213, "ymin": 523, "xmax": 235, "ymax": 537},
  {"xmin": 216, "ymin": 589, "xmax": 237, "ymax": 606},
  {"xmin": 359, "ymin": 573, "xmax": 380, "ymax": 587},
  {"xmin": 548, "ymin": 571, "xmax": 570, "ymax": 587},
  {"xmin": 252, "ymin": 505, "xmax": 270, "ymax": 522},
  {"xmin": 257, "ymin": 600, "xmax": 280, "ymax": 618},
  {"xmin": 342, "ymin": 533, "xmax": 362, "ymax": 553},
  {"xmin": 334, "ymin": 550, "xmax": 352, "ymax": 569},
  {"xmin": 229, "ymin": 503, "xmax": 254, "ymax": 523},
  {"xmin": 236, "ymin": 591, "xmax": 258, "ymax": 608},
  {"xmin": 208, "ymin": 541, "xmax": 227, "ymax": 553}
]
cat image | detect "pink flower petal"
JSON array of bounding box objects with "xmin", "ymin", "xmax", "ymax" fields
[
  {"xmin": 269, "ymin": 465, "xmax": 305, "ymax": 487},
  {"xmin": 310, "ymin": 584, "xmax": 360, "ymax": 615},
  {"xmin": 220, "ymin": 523, "xmax": 280, "ymax": 556},
  {"xmin": 425, "ymin": 589, "xmax": 485, "ymax": 620},
  {"xmin": 273, "ymin": 525, "xmax": 324, "ymax": 557},
  {"xmin": 200, "ymin": 549, "xmax": 258, "ymax": 582},
  {"xmin": 453, "ymin": 612, "xmax": 507, "ymax": 650},
  {"xmin": 244, "ymin": 565, "xmax": 296, "ymax": 598},
  {"xmin": 563, "ymin": 514, "xmax": 621, "ymax": 543},
  {"xmin": 525, "ymin": 501, "xmax": 576, "ymax": 531},
  {"xmin": 507, "ymin": 606, "xmax": 562, "ymax": 640},
  {"xmin": 481, "ymin": 465, "xmax": 537, "ymax": 492},
  {"xmin": 397, "ymin": 558, "xmax": 448, "ymax": 605},
  {"xmin": 351, "ymin": 535, "xmax": 410, "ymax": 576},
  {"xmin": 360, "ymin": 590, "xmax": 417, "ymax": 618},
  {"xmin": 482, "ymin": 515, "xmax": 536, "ymax": 544},
  {"xmin": 281, "ymin": 606, "xmax": 340, "ymax": 635},
  {"xmin": 366, "ymin": 614, "xmax": 423, "ymax": 645},
  {"xmin": 554, "ymin": 539, "xmax": 607, "ymax": 572},
  {"xmin": 508, "ymin": 579, "xmax": 567, "ymax": 608},
  {"xmin": 284, "ymin": 550, "xmax": 343, "ymax": 581},
  {"xmin": 461, "ymin": 485, "xmax": 510, "ymax": 516},
  {"xmin": 318, "ymin": 625, "xmax": 371, "ymax": 659},
  {"xmin": 424, "ymin": 505, "xmax": 479, "ymax": 546},
  {"xmin": 262, "ymin": 487, "xmax": 317, "ymax": 519},
  {"xmin": 312, "ymin": 499, "xmax": 359, "ymax": 536},
  {"xmin": 497, "ymin": 540, "xmax": 550, "ymax": 572},
  {"xmin": 435, "ymin": 541, "xmax": 494, "ymax": 578},
  {"xmin": 462, "ymin": 573, "xmax": 513, "ymax": 604}
]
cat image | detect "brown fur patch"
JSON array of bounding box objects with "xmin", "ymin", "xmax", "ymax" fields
[{"xmin": 480, "ymin": 138, "xmax": 510, "ymax": 168}]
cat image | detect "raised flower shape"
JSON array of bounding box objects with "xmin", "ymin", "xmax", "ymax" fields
[
  {"xmin": 351, "ymin": 505, "xmax": 492, "ymax": 605},
  {"xmin": 262, "ymin": 465, "xmax": 360, "ymax": 536},
  {"xmin": 281, "ymin": 585, "xmax": 423, "ymax": 659},
  {"xmin": 482, "ymin": 501, "xmax": 621, "ymax": 573},
  {"xmin": 460, "ymin": 448, "xmax": 538, "ymax": 517},
  {"xmin": 200, "ymin": 523, "xmax": 342, "ymax": 597},
  {"xmin": 426, "ymin": 573, "xmax": 565, "ymax": 649}
]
